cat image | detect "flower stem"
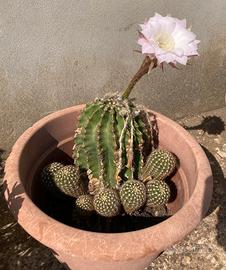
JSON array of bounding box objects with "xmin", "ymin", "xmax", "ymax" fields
[{"xmin": 121, "ymin": 56, "xmax": 157, "ymax": 100}]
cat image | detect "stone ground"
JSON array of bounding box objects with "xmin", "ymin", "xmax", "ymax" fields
[{"xmin": 0, "ymin": 107, "xmax": 226, "ymax": 270}]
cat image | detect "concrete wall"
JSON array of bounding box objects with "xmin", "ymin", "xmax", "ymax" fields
[{"xmin": 0, "ymin": 0, "xmax": 226, "ymax": 151}]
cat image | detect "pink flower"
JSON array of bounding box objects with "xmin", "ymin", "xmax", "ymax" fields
[{"xmin": 138, "ymin": 13, "xmax": 200, "ymax": 65}]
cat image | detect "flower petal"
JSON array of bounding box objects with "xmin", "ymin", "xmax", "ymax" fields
[{"xmin": 138, "ymin": 13, "xmax": 199, "ymax": 66}]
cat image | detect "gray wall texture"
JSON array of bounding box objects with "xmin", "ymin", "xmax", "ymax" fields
[{"xmin": 0, "ymin": 0, "xmax": 226, "ymax": 151}]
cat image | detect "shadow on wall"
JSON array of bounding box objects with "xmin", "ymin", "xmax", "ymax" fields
[{"xmin": 201, "ymin": 146, "xmax": 226, "ymax": 253}]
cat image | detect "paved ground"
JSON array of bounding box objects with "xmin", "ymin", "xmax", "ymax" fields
[{"xmin": 0, "ymin": 107, "xmax": 226, "ymax": 270}]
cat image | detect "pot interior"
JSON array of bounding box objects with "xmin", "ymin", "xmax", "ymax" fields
[{"xmin": 29, "ymin": 140, "xmax": 188, "ymax": 233}]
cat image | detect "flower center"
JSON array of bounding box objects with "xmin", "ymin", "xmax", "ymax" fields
[{"xmin": 155, "ymin": 32, "xmax": 175, "ymax": 51}]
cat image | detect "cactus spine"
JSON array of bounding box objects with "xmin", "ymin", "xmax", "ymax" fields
[{"xmin": 73, "ymin": 94, "xmax": 152, "ymax": 189}]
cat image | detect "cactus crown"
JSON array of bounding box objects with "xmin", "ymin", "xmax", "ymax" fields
[{"xmin": 73, "ymin": 93, "xmax": 153, "ymax": 189}]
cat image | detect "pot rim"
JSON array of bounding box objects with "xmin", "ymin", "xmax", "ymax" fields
[{"xmin": 4, "ymin": 105, "xmax": 213, "ymax": 261}]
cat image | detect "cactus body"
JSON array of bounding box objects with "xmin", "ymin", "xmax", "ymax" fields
[
  {"xmin": 93, "ymin": 188, "xmax": 121, "ymax": 217},
  {"xmin": 76, "ymin": 194, "xmax": 94, "ymax": 214},
  {"xmin": 141, "ymin": 149, "xmax": 176, "ymax": 181},
  {"xmin": 41, "ymin": 162, "xmax": 64, "ymax": 193},
  {"xmin": 146, "ymin": 180, "xmax": 170, "ymax": 207},
  {"xmin": 120, "ymin": 180, "xmax": 146, "ymax": 214},
  {"xmin": 54, "ymin": 165, "xmax": 85, "ymax": 198},
  {"xmin": 73, "ymin": 94, "xmax": 153, "ymax": 189}
]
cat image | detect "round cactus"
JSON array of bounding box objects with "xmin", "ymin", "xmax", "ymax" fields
[
  {"xmin": 54, "ymin": 165, "xmax": 85, "ymax": 198},
  {"xmin": 41, "ymin": 162, "xmax": 64, "ymax": 193},
  {"xmin": 120, "ymin": 180, "xmax": 146, "ymax": 214},
  {"xmin": 73, "ymin": 94, "xmax": 153, "ymax": 188},
  {"xmin": 141, "ymin": 149, "xmax": 177, "ymax": 181},
  {"xmin": 76, "ymin": 194, "xmax": 94, "ymax": 215},
  {"xmin": 93, "ymin": 188, "xmax": 121, "ymax": 217},
  {"xmin": 146, "ymin": 180, "xmax": 170, "ymax": 207}
]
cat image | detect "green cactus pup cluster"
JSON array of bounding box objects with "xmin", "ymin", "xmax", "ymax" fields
[
  {"xmin": 41, "ymin": 96, "xmax": 177, "ymax": 220},
  {"xmin": 71, "ymin": 95, "xmax": 177, "ymax": 217}
]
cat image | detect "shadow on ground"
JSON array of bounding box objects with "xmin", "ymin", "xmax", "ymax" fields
[
  {"xmin": 183, "ymin": 115, "xmax": 225, "ymax": 135},
  {"xmin": 0, "ymin": 149, "xmax": 67, "ymax": 270},
  {"xmin": 183, "ymin": 114, "xmax": 226, "ymax": 253},
  {"xmin": 201, "ymin": 146, "xmax": 226, "ymax": 253}
]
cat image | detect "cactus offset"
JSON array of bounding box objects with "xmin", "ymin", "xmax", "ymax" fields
[
  {"xmin": 54, "ymin": 165, "xmax": 85, "ymax": 198},
  {"xmin": 93, "ymin": 188, "xmax": 121, "ymax": 217},
  {"xmin": 76, "ymin": 194, "xmax": 94, "ymax": 214},
  {"xmin": 141, "ymin": 149, "xmax": 177, "ymax": 181},
  {"xmin": 120, "ymin": 180, "xmax": 146, "ymax": 214},
  {"xmin": 73, "ymin": 94, "xmax": 153, "ymax": 190},
  {"xmin": 146, "ymin": 180, "xmax": 170, "ymax": 207},
  {"xmin": 41, "ymin": 162, "xmax": 64, "ymax": 193}
]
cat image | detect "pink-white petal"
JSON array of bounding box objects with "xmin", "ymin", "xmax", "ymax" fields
[
  {"xmin": 138, "ymin": 13, "xmax": 199, "ymax": 66},
  {"xmin": 175, "ymin": 55, "xmax": 188, "ymax": 65}
]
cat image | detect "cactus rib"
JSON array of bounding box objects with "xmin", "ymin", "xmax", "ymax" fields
[
  {"xmin": 98, "ymin": 109, "xmax": 117, "ymax": 188},
  {"xmin": 133, "ymin": 118, "xmax": 144, "ymax": 179},
  {"xmin": 83, "ymin": 105, "xmax": 104, "ymax": 179},
  {"xmin": 116, "ymin": 114, "xmax": 130, "ymax": 182},
  {"xmin": 74, "ymin": 101, "xmax": 102, "ymax": 169}
]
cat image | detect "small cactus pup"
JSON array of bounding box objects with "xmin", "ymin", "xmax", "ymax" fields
[
  {"xmin": 76, "ymin": 194, "xmax": 95, "ymax": 215},
  {"xmin": 141, "ymin": 149, "xmax": 177, "ymax": 182},
  {"xmin": 54, "ymin": 165, "xmax": 86, "ymax": 198},
  {"xmin": 41, "ymin": 162, "xmax": 64, "ymax": 194},
  {"xmin": 146, "ymin": 180, "xmax": 170, "ymax": 207},
  {"xmin": 120, "ymin": 180, "xmax": 146, "ymax": 214},
  {"xmin": 93, "ymin": 188, "xmax": 121, "ymax": 217}
]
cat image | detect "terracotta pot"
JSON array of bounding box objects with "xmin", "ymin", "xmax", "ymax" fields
[{"xmin": 4, "ymin": 105, "xmax": 212, "ymax": 270}]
